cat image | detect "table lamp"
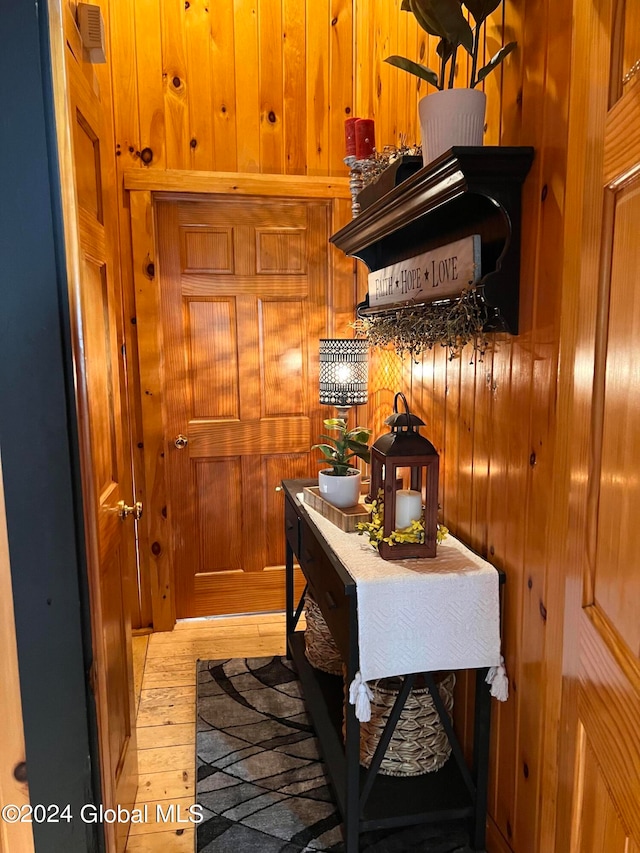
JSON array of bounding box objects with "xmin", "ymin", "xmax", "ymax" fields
[{"xmin": 318, "ymin": 338, "xmax": 369, "ymax": 422}]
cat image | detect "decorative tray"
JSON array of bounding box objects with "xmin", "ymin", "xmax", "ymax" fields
[{"xmin": 302, "ymin": 486, "xmax": 371, "ymax": 533}]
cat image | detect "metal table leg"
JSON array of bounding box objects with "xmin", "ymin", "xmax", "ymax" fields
[
  {"xmin": 285, "ymin": 540, "xmax": 294, "ymax": 658},
  {"xmin": 343, "ymin": 593, "xmax": 361, "ymax": 852},
  {"xmin": 471, "ymin": 668, "xmax": 491, "ymax": 851}
]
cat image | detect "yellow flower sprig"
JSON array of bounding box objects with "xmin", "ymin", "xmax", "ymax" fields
[
  {"xmin": 356, "ymin": 490, "xmax": 448, "ymax": 550},
  {"xmin": 357, "ymin": 491, "xmax": 386, "ymax": 549}
]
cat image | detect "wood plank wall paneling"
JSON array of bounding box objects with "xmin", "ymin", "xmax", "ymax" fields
[
  {"xmin": 352, "ymin": 4, "xmax": 570, "ymax": 853},
  {"xmin": 162, "ymin": 0, "xmax": 190, "ymax": 170},
  {"xmin": 105, "ymin": 2, "xmax": 572, "ymax": 850},
  {"xmin": 211, "ymin": 1, "xmax": 237, "ymax": 171},
  {"xmin": 185, "ymin": 0, "xmax": 214, "ymax": 170},
  {"xmin": 110, "ymin": 0, "xmax": 354, "ymax": 176}
]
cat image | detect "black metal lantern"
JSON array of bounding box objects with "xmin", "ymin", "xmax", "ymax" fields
[{"xmin": 369, "ymin": 392, "xmax": 440, "ymax": 560}]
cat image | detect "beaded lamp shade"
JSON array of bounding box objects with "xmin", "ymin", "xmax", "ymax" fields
[{"xmin": 319, "ymin": 339, "xmax": 369, "ymax": 408}]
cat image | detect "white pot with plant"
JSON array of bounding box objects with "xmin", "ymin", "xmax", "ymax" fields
[
  {"xmin": 313, "ymin": 418, "xmax": 372, "ymax": 509},
  {"xmin": 385, "ymin": 0, "xmax": 517, "ymax": 166}
]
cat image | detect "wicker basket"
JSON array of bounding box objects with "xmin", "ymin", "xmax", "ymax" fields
[
  {"xmin": 353, "ymin": 672, "xmax": 456, "ymax": 776},
  {"xmin": 303, "ymin": 593, "xmax": 343, "ymax": 676}
]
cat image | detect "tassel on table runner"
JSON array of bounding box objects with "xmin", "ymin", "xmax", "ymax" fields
[
  {"xmin": 349, "ymin": 671, "xmax": 374, "ymax": 722},
  {"xmin": 486, "ymin": 656, "xmax": 509, "ymax": 701}
]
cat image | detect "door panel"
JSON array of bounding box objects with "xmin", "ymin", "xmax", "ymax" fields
[
  {"xmin": 155, "ymin": 196, "xmax": 329, "ymax": 617},
  {"xmin": 81, "ymin": 258, "xmax": 118, "ymax": 490},
  {"xmin": 73, "ymin": 108, "xmax": 103, "ymax": 222},
  {"xmin": 560, "ymin": 1, "xmax": 640, "ymax": 850},
  {"xmin": 574, "ymin": 729, "xmax": 632, "ymax": 853},
  {"xmin": 181, "ymin": 226, "xmax": 234, "ymax": 273},
  {"xmin": 265, "ymin": 454, "xmax": 310, "ymax": 566},
  {"xmin": 256, "ymin": 228, "xmax": 307, "ymax": 273},
  {"xmin": 188, "ymin": 300, "xmax": 239, "ymax": 419},
  {"xmin": 58, "ymin": 4, "xmax": 138, "ymax": 851},
  {"xmin": 260, "ymin": 299, "xmax": 308, "ymax": 415},
  {"xmin": 196, "ymin": 458, "xmax": 243, "ymax": 572},
  {"xmin": 576, "ymin": 610, "xmax": 640, "ymax": 844},
  {"xmin": 622, "ymin": 2, "xmax": 640, "ymax": 82},
  {"xmin": 102, "ymin": 543, "xmax": 131, "ymax": 779},
  {"xmin": 595, "ymin": 180, "xmax": 640, "ymax": 656}
]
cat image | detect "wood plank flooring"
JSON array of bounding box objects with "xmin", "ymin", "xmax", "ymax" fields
[{"xmin": 125, "ymin": 613, "xmax": 293, "ymax": 852}]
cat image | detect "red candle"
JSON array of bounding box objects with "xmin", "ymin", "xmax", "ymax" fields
[
  {"xmin": 355, "ymin": 119, "xmax": 375, "ymax": 159},
  {"xmin": 345, "ymin": 117, "xmax": 358, "ymax": 156}
]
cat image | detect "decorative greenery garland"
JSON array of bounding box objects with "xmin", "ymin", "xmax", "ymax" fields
[
  {"xmin": 358, "ymin": 141, "xmax": 423, "ymax": 189},
  {"xmin": 354, "ymin": 286, "xmax": 490, "ymax": 362}
]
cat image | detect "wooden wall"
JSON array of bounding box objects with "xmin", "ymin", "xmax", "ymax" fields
[
  {"xmin": 109, "ymin": 0, "xmax": 487, "ymax": 178},
  {"xmin": 110, "ymin": 0, "xmax": 354, "ymax": 176},
  {"xmin": 106, "ymin": 2, "xmax": 572, "ymax": 851},
  {"xmin": 360, "ymin": 3, "xmax": 572, "ymax": 853}
]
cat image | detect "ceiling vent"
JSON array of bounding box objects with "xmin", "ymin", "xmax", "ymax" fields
[{"xmin": 77, "ymin": 3, "xmax": 106, "ymax": 64}]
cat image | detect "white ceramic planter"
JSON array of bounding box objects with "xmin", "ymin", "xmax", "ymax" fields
[
  {"xmin": 418, "ymin": 88, "xmax": 487, "ymax": 167},
  {"xmin": 318, "ymin": 468, "xmax": 362, "ymax": 509}
]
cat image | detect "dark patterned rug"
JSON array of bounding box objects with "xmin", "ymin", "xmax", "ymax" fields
[{"xmin": 196, "ymin": 656, "xmax": 473, "ymax": 852}]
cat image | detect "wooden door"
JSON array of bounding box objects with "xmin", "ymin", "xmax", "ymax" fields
[
  {"xmin": 51, "ymin": 4, "xmax": 137, "ymax": 852},
  {"xmin": 155, "ymin": 196, "xmax": 330, "ymax": 617},
  {"xmin": 556, "ymin": 1, "xmax": 640, "ymax": 850}
]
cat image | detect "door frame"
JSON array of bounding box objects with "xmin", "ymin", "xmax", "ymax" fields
[{"xmin": 125, "ymin": 171, "xmax": 352, "ymax": 631}]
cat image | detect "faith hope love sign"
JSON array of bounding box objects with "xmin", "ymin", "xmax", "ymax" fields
[{"xmin": 367, "ymin": 235, "xmax": 481, "ymax": 309}]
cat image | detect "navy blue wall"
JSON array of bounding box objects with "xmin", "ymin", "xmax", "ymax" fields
[{"xmin": 0, "ymin": 2, "xmax": 101, "ymax": 851}]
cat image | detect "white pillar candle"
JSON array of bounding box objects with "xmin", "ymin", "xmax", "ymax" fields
[{"xmin": 395, "ymin": 489, "xmax": 422, "ymax": 530}]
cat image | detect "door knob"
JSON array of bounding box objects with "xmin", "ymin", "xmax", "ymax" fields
[
  {"xmin": 118, "ymin": 500, "xmax": 143, "ymax": 521},
  {"xmin": 174, "ymin": 434, "xmax": 188, "ymax": 449}
]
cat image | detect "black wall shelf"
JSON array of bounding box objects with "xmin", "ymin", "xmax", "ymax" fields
[{"xmin": 330, "ymin": 146, "xmax": 534, "ymax": 334}]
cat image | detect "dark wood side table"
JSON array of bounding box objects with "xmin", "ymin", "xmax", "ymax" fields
[{"xmin": 282, "ymin": 479, "xmax": 504, "ymax": 853}]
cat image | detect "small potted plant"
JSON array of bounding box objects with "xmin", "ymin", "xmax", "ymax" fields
[
  {"xmin": 385, "ymin": 0, "xmax": 517, "ymax": 165},
  {"xmin": 313, "ymin": 418, "xmax": 372, "ymax": 509}
]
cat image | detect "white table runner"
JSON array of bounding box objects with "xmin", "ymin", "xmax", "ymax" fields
[{"xmin": 299, "ymin": 495, "xmax": 508, "ymax": 721}]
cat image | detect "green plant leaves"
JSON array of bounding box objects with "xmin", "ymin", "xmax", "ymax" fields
[
  {"xmin": 463, "ymin": 0, "xmax": 502, "ymax": 25},
  {"xmin": 317, "ymin": 434, "xmax": 338, "ymax": 445},
  {"xmin": 394, "ymin": 0, "xmax": 516, "ymax": 89},
  {"xmin": 476, "ymin": 40, "xmax": 517, "ymax": 83},
  {"xmin": 384, "ymin": 55, "xmax": 440, "ymax": 87},
  {"xmin": 409, "ymin": 0, "xmax": 473, "ymax": 54},
  {"xmin": 348, "ymin": 428, "xmax": 373, "ymax": 444},
  {"xmin": 347, "ymin": 441, "xmax": 371, "ymax": 460},
  {"xmin": 313, "ymin": 420, "xmax": 371, "ymax": 472},
  {"xmin": 313, "ymin": 443, "xmax": 337, "ymax": 458},
  {"xmin": 436, "ymin": 38, "xmax": 455, "ymax": 61},
  {"xmin": 406, "ymin": 0, "xmax": 441, "ymax": 37}
]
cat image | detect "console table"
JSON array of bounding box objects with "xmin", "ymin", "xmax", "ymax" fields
[{"xmin": 282, "ymin": 479, "xmax": 504, "ymax": 852}]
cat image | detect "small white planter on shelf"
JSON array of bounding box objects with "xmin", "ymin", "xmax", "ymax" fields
[
  {"xmin": 419, "ymin": 88, "xmax": 487, "ymax": 167},
  {"xmin": 318, "ymin": 468, "xmax": 362, "ymax": 509}
]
